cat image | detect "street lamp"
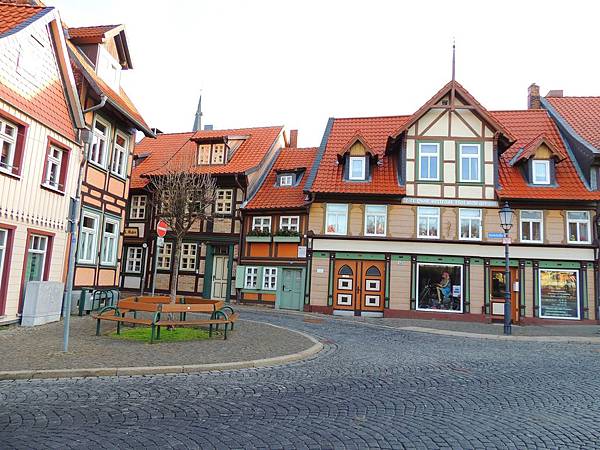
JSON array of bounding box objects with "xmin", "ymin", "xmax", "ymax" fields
[{"xmin": 498, "ymin": 201, "xmax": 515, "ymax": 335}]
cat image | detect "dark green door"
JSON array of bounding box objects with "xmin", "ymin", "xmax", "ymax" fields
[{"xmin": 280, "ymin": 269, "xmax": 303, "ymax": 310}]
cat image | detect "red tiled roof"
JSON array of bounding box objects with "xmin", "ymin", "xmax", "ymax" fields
[
  {"xmin": 0, "ymin": 2, "xmax": 48, "ymax": 36},
  {"xmin": 67, "ymin": 25, "xmax": 121, "ymax": 43},
  {"xmin": 133, "ymin": 126, "xmax": 283, "ymax": 188},
  {"xmin": 245, "ymin": 147, "xmax": 318, "ymax": 210},
  {"xmin": 67, "ymin": 40, "xmax": 152, "ymax": 135},
  {"xmin": 511, "ymin": 133, "xmax": 564, "ymax": 165},
  {"xmin": 545, "ymin": 96, "xmax": 600, "ymax": 150},
  {"xmin": 310, "ymin": 116, "xmax": 408, "ymax": 195},
  {"xmin": 491, "ymin": 109, "xmax": 598, "ymax": 200}
]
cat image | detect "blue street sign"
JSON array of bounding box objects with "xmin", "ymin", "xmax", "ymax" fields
[{"xmin": 487, "ymin": 232, "xmax": 505, "ymax": 239}]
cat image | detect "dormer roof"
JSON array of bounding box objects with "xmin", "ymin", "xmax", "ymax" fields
[
  {"xmin": 68, "ymin": 24, "xmax": 132, "ymax": 69},
  {"xmin": 509, "ymin": 133, "xmax": 566, "ymax": 166},
  {"xmin": 336, "ymin": 133, "xmax": 377, "ymax": 163}
]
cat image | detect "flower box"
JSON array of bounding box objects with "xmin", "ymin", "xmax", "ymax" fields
[
  {"xmin": 246, "ymin": 235, "xmax": 272, "ymax": 242},
  {"xmin": 273, "ymin": 235, "xmax": 301, "ymax": 243}
]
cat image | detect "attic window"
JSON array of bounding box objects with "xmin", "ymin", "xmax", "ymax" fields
[
  {"xmin": 197, "ymin": 143, "xmax": 226, "ymax": 165},
  {"xmin": 96, "ymin": 45, "xmax": 121, "ymax": 91},
  {"xmin": 349, "ymin": 157, "xmax": 366, "ymax": 181},
  {"xmin": 532, "ymin": 160, "xmax": 550, "ymax": 185},
  {"xmin": 279, "ymin": 174, "xmax": 294, "ymax": 186}
]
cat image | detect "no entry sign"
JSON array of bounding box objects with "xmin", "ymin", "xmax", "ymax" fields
[{"xmin": 156, "ymin": 219, "xmax": 168, "ymax": 237}]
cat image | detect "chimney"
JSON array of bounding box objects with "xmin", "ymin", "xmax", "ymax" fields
[
  {"xmin": 289, "ymin": 129, "xmax": 298, "ymax": 148},
  {"xmin": 528, "ymin": 83, "xmax": 541, "ymax": 109},
  {"xmin": 546, "ymin": 89, "xmax": 564, "ymax": 98},
  {"xmin": 203, "ymin": 124, "xmax": 213, "ymax": 131}
]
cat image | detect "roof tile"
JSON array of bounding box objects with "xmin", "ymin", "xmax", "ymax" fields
[{"xmin": 545, "ymin": 96, "xmax": 600, "ymax": 150}]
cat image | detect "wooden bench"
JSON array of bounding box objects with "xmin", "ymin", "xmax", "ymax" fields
[{"xmin": 93, "ymin": 298, "xmax": 238, "ymax": 343}]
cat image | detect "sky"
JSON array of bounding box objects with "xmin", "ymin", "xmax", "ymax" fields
[{"xmin": 52, "ymin": 0, "xmax": 600, "ymax": 147}]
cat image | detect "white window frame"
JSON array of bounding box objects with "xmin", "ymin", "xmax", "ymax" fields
[
  {"xmin": 364, "ymin": 205, "xmax": 387, "ymax": 236},
  {"xmin": 348, "ymin": 156, "xmax": 366, "ymax": 181},
  {"xmin": 157, "ymin": 242, "xmax": 172, "ymax": 270},
  {"xmin": 130, "ymin": 195, "xmax": 147, "ymax": 220},
  {"xmin": 90, "ymin": 116, "xmax": 111, "ymax": 167},
  {"xmin": 110, "ymin": 131, "xmax": 129, "ymax": 178},
  {"xmin": 126, "ymin": 247, "xmax": 143, "ymax": 273},
  {"xmin": 417, "ymin": 207, "xmax": 440, "ymax": 239},
  {"xmin": 520, "ymin": 210, "xmax": 543, "ymax": 243},
  {"xmin": 532, "ymin": 160, "xmax": 551, "ymax": 185},
  {"xmin": 180, "ymin": 243, "xmax": 198, "ymax": 271},
  {"xmin": 279, "ymin": 174, "xmax": 293, "ymax": 186},
  {"xmin": 252, "ymin": 216, "xmax": 271, "ymax": 233},
  {"xmin": 43, "ymin": 145, "xmax": 64, "ymax": 190},
  {"xmin": 198, "ymin": 144, "xmax": 211, "ymax": 165},
  {"xmin": 262, "ymin": 267, "xmax": 277, "ymax": 290},
  {"xmin": 0, "ymin": 229, "xmax": 7, "ymax": 294},
  {"xmin": 0, "ymin": 117, "xmax": 18, "ymax": 174},
  {"xmin": 27, "ymin": 235, "xmax": 48, "ymax": 280},
  {"xmin": 459, "ymin": 208, "xmax": 482, "ymax": 241},
  {"xmin": 215, "ymin": 189, "xmax": 233, "ymax": 215},
  {"xmin": 78, "ymin": 210, "xmax": 100, "ymax": 263},
  {"xmin": 211, "ymin": 143, "xmax": 225, "ymax": 164},
  {"xmin": 325, "ymin": 204, "xmax": 348, "ymax": 235},
  {"xmin": 244, "ymin": 266, "xmax": 258, "ymax": 289},
  {"xmin": 100, "ymin": 217, "xmax": 120, "ymax": 266},
  {"xmin": 280, "ymin": 216, "xmax": 300, "ymax": 232},
  {"xmin": 459, "ymin": 143, "xmax": 481, "ymax": 183},
  {"xmin": 96, "ymin": 45, "xmax": 121, "ymax": 91},
  {"xmin": 418, "ymin": 142, "xmax": 440, "ymax": 181},
  {"xmin": 566, "ymin": 211, "xmax": 591, "ymax": 244}
]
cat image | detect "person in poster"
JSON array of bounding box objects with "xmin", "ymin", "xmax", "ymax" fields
[
  {"xmin": 539, "ymin": 269, "xmax": 580, "ymax": 319},
  {"xmin": 417, "ymin": 264, "xmax": 462, "ymax": 312}
]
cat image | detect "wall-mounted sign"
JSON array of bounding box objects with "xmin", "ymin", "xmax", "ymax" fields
[
  {"xmin": 124, "ymin": 227, "xmax": 138, "ymax": 237},
  {"xmin": 403, "ymin": 197, "xmax": 499, "ymax": 208},
  {"xmin": 297, "ymin": 246, "xmax": 307, "ymax": 258},
  {"xmin": 487, "ymin": 232, "xmax": 505, "ymax": 239}
]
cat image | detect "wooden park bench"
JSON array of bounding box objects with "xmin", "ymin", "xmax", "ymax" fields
[{"xmin": 93, "ymin": 297, "xmax": 238, "ymax": 343}]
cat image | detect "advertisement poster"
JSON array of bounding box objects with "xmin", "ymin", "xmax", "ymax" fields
[
  {"xmin": 539, "ymin": 269, "xmax": 580, "ymax": 319},
  {"xmin": 417, "ymin": 263, "xmax": 462, "ymax": 312}
]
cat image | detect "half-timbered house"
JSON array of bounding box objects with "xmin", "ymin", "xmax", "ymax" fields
[{"xmin": 304, "ymin": 81, "xmax": 600, "ymax": 324}]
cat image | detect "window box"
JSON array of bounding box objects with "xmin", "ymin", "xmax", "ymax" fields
[
  {"xmin": 246, "ymin": 235, "xmax": 272, "ymax": 242},
  {"xmin": 273, "ymin": 235, "xmax": 300, "ymax": 243}
]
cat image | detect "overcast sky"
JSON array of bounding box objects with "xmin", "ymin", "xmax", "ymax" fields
[{"xmin": 52, "ymin": 0, "xmax": 600, "ymax": 147}]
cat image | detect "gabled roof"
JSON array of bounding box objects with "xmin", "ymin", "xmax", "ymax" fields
[
  {"xmin": 309, "ymin": 115, "xmax": 408, "ymax": 195},
  {"xmin": 492, "ymin": 109, "xmax": 599, "ymax": 200},
  {"xmin": 0, "ymin": 2, "xmax": 50, "ymax": 37},
  {"xmin": 133, "ymin": 126, "xmax": 283, "ymax": 187},
  {"xmin": 245, "ymin": 147, "xmax": 318, "ymax": 210},
  {"xmin": 391, "ymin": 80, "xmax": 516, "ymax": 142},
  {"xmin": 67, "ymin": 40, "xmax": 152, "ymax": 136},
  {"xmin": 544, "ymin": 96, "xmax": 600, "ymax": 151},
  {"xmin": 509, "ymin": 133, "xmax": 565, "ymax": 166},
  {"xmin": 336, "ymin": 133, "xmax": 377, "ymax": 160},
  {"xmin": 68, "ymin": 24, "xmax": 133, "ymax": 69}
]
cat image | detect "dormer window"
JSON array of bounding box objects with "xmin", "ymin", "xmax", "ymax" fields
[
  {"xmin": 279, "ymin": 174, "xmax": 294, "ymax": 186},
  {"xmin": 197, "ymin": 143, "xmax": 226, "ymax": 165},
  {"xmin": 532, "ymin": 160, "xmax": 550, "ymax": 185},
  {"xmin": 211, "ymin": 144, "xmax": 225, "ymax": 164},
  {"xmin": 96, "ymin": 46, "xmax": 121, "ymax": 91},
  {"xmin": 349, "ymin": 156, "xmax": 366, "ymax": 181}
]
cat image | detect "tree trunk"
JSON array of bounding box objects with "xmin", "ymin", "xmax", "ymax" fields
[{"xmin": 170, "ymin": 236, "xmax": 183, "ymax": 304}]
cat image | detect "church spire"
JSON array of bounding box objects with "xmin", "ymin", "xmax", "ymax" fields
[
  {"xmin": 450, "ymin": 38, "xmax": 456, "ymax": 110},
  {"xmin": 192, "ymin": 91, "xmax": 203, "ymax": 131}
]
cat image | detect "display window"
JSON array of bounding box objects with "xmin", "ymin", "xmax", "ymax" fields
[
  {"xmin": 539, "ymin": 269, "xmax": 580, "ymax": 320},
  {"xmin": 416, "ymin": 263, "xmax": 463, "ymax": 312}
]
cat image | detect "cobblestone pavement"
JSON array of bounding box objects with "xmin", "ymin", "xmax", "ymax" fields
[{"xmin": 2, "ymin": 310, "xmax": 600, "ymax": 449}]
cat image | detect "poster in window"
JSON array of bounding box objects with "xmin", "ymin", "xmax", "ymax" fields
[
  {"xmin": 417, "ymin": 263, "xmax": 463, "ymax": 312},
  {"xmin": 539, "ymin": 269, "xmax": 580, "ymax": 319}
]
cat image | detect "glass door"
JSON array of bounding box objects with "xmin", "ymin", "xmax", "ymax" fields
[{"xmin": 25, "ymin": 235, "xmax": 48, "ymax": 283}]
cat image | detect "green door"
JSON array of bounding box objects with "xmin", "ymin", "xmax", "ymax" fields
[{"xmin": 280, "ymin": 269, "xmax": 303, "ymax": 310}]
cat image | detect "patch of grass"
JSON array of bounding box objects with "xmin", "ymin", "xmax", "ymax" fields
[{"xmin": 110, "ymin": 326, "xmax": 213, "ymax": 343}]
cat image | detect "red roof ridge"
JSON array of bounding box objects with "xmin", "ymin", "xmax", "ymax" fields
[
  {"xmin": 0, "ymin": 2, "xmax": 46, "ymax": 9},
  {"xmin": 546, "ymin": 95, "xmax": 600, "ymax": 99},
  {"xmin": 334, "ymin": 114, "xmax": 411, "ymax": 121}
]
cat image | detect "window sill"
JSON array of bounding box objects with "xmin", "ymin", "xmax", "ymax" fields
[
  {"xmin": 109, "ymin": 171, "xmax": 128, "ymax": 182},
  {"xmin": 364, "ymin": 233, "xmax": 386, "ymax": 238},
  {"xmin": 567, "ymin": 241, "xmax": 591, "ymax": 245},
  {"xmin": 87, "ymin": 160, "xmax": 108, "ymax": 172},
  {"xmin": 40, "ymin": 183, "xmax": 65, "ymax": 196},
  {"xmin": 76, "ymin": 261, "xmax": 97, "ymax": 267},
  {"xmin": 0, "ymin": 169, "xmax": 20, "ymax": 180},
  {"xmin": 99, "ymin": 262, "xmax": 118, "ymax": 268},
  {"xmin": 273, "ymin": 236, "xmax": 300, "ymax": 243},
  {"xmin": 417, "ymin": 235, "xmax": 440, "ymax": 240},
  {"xmin": 247, "ymin": 236, "xmax": 272, "ymax": 242}
]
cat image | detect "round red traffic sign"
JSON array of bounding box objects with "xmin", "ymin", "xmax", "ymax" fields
[{"xmin": 156, "ymin": 219, "xmax": 168, "ymax": 237}]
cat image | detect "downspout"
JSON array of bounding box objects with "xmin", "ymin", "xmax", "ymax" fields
[
  {"xmin": 234, "ymin": 173, "xmax": 246, "ymax": 303},
  {"xmin": 62, "ymin": 95, "xmax": 107, "ymax": 352}
]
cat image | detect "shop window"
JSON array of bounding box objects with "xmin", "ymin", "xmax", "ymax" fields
[
  {"xmin": 417, "ymin": 207, "xmax": 440, "ymax": 239},
  {"xmin": 520, "ymin": 210, "xmax": 543, "ymax": 243},
  {"xmin": 338, "ymin": 264, "xmax": 353, "ymax": 276},
  {"xmin": 348, "ymin": 156, "xmax": 366, "ymax": 181},
  {"xmin": 100, "ymin": 217, "xmax": 120, "ymax": 266},
  {"xmin": 566, "ymin": 211, "xmax": 590, "ymax": 244},
  {"xmin": 126, "ymin": 247, "xmax": 143, "ymax": 273},
  {"xmin": 252, "ymin": 216, "xmax": 271, "ymax": 233},
  {"xmin": 538, "ymin": 269, "xmax": 580, "ymax": 320},
  {"xmin": 459, "ymin": 209, "xmax": 482, "ymax": 241},
  {"xmin": 325, "ymin": 204, "xmax": 348, "ymax": 235},
  {"xmin": 215, "ymin": 189, "xmax": 233, "ymax": 215},
  {"xmin": 180, "ymin": 243, "xmax": 197, "ymax": 271},
  {"xmin": 416, "ymin": 263, "xmax": 463, "ymax": 313},
  {"xmin": 364, "ymin": 205, "xmax": 387, "ymax": 236},
  {"xmin": 280, "ymin": 216, "xmax": 299, "ymax": 232},
  {"xmin": 157, "ymin": 242, "xmax": 172, "ymax": 270},
  {"xmin": 418, "ymin": 142, "xmax": 440, "ymax": 181},
  {"xmin": 78, "ymin": 210, "xmax": 100, "ymax": 263},
  {"xmin": 459, "ymin": 144, "xmax": 481, "ymax": 182},
  {"xmin": 245, "ymin": 267, "xmax": 258, "ymax": 289},
  {"xmin": 90, "ymin": 116, "xmax": 110, "ymax": 167},
  {"xmin": 262, "ymin": 267, "xmax": 277, "ymax": 290},
  {"xmin": 130, "ymin": 195, "xmax": 147, "ymax": 220}
]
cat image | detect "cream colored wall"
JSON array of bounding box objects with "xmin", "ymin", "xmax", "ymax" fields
[
  {"xmin": 470, "ymin": 264, "xmax": 485, "ymax": 315},
  {"xmin": 309, "ymin": 257, "xmax": 329, "ymax": 306},
  {"xmin": 587, "ymin": 266, "xmax": 595, "ymax": 320},
  {"xmin": 523, "ymin": 265, "xmax": 534, "ymax": 318},
  {"xmin": 545, "ymin": 210, "xmax": 565, "ymax": 245},
  {"xmin": 348, "ymin": 204, "xmax": 364, "ymax": 236},
  {"xmin": 389, "ymin": 260, "xmax": 411, "ymax": 310},
  {"xmin": 388, "ymin": 205, "xmax": 415, "ymax": 238},
  {"xmin": 308, "ymin": 203, "xmax": 325, "ymax": 234}
]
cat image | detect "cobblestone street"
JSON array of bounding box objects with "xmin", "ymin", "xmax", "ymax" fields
[{"xmin": 2, "ymin": 310, "xmax": 600, "ymax": 449}]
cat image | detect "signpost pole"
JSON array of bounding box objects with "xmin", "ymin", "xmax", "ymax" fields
[
  {"xmin": 152, "ymin": 219, "xmax": 168, "ymax": 296},
  {"xmin": 151, "ymin": 238, "xmax": 160, "ymax": 295}
]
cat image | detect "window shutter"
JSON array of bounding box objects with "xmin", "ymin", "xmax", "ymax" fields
[{"xmin": 235, "ymin": 265, "xmax": 245, "ymax": 289}]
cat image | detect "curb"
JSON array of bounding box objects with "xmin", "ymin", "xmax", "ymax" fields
[{"xmin": 0, "ymin": 321, "xmax": 323, "ymax": 381}]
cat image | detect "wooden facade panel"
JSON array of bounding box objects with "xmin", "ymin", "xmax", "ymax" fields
[
  {"xmin": 308, "ymin": 203, "xmax": 325, "ymax": 235},
  {"xmin": 310, "ymin": 257, "xmax": 329, "ymax": 306},
  {"xmin": 213, "ymin": 218, "xmax": 232, "ymax": 233},
  {"xmin": 86, "ymin": 166, "xmax": 106, "ymax": 189},
  {"xmin": 348, "ymin": 204, "xmax": 364, "ymax": 236},
  {"xmin": 483, "ymin": 208, "xmax": 517, "ymax": 242},
  {"xmin": 545, "ymin": 210, "xmax": 565, "ymax": 245},
  {"xmin": 470, "ymin": 264, "xmax": 485, "ymax": 314},
  {"xmin": 74, "ymin": 267, "xmax": 95, "ymax": 286},
  {"xmin": 177, "ymin": 274, "xmax": 196, "ymax": 292},
  {"xmin": 388, "ymin": 205, "xmax": 415, "ymax": 239},
  {"xmin": 97, "ymin": 269, "xmax": 116, "ymax": 286},
  {"xmin": 587, "ymin": 266, "xmax": 595, "ymax": 320},
  {"xmin": 524, "ymin": 265, "xmax": 534, "ymax": 318},
  {"xmin": 277, "ymin": 243, "xmax": 298, "ymax": 258},
  {"xmin": 155, "ymin": 273, "xmax": 170, "ymax": 290},
  {"xmin": 107, "ymin": 176, "xmax": 126, "ymax": 198},
  {"xmin": 441, "ymin": 208, "xmax": 457, "ymax": 240},
  {"xmin": 249, "ymin": 243, "xmax": 270, "ymax": 257},
  {"xmin": 389, "ymin": 260, "xmax": 411, "ymax": 310}
]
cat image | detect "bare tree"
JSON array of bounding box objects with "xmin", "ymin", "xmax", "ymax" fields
[{"xmin": 147, "ymin": 158, "xmax": 217, "ymax": 303}]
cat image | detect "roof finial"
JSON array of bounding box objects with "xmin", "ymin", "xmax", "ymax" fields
[
  {"xmin": 192, "ymin": 90, "xmax": 203, "ymax": 131},
  {"xmin": 451, "ymin": 37, "xmax": 456, "ymax": 83}
]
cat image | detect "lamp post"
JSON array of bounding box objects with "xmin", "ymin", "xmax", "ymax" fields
[{"xmin": 499, "ymin": 202, "xmax": 515, "ymax": 335}]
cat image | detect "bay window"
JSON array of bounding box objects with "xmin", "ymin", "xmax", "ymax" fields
[
  {"xmin": 459, "ymin": 209, "xmax": 482, "ymax": 241},
  {"xmin": 364, "ymin": 205, "xmax": 387, "ymax": 236},
  {"xmin": 325, "ymin": 204, "xmax": 348, "ymax": 235},
  {"xmin": 417, "ymin": 207, "xmax": 440, "ymax": 239}
]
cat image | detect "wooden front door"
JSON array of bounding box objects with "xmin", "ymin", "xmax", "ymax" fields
[
  {"xmin": 333, "ymin": 260, "xmax": 385, "ymax": 315},
  {"xmin": 211, "ymin": 255, "xmax": 228, "ymax": 300},
  {"xmin": 490, "ymin": 267, "xmax": 519, "ymax": 323},
  {"xmin": 280, "ymin": 268, "xmax": 303, "ymax": 311}
]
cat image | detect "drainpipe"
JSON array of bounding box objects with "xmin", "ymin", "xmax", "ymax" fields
[{"xmin": 62, "ymin": 95, "xmax": 107, "ymax": 352}]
